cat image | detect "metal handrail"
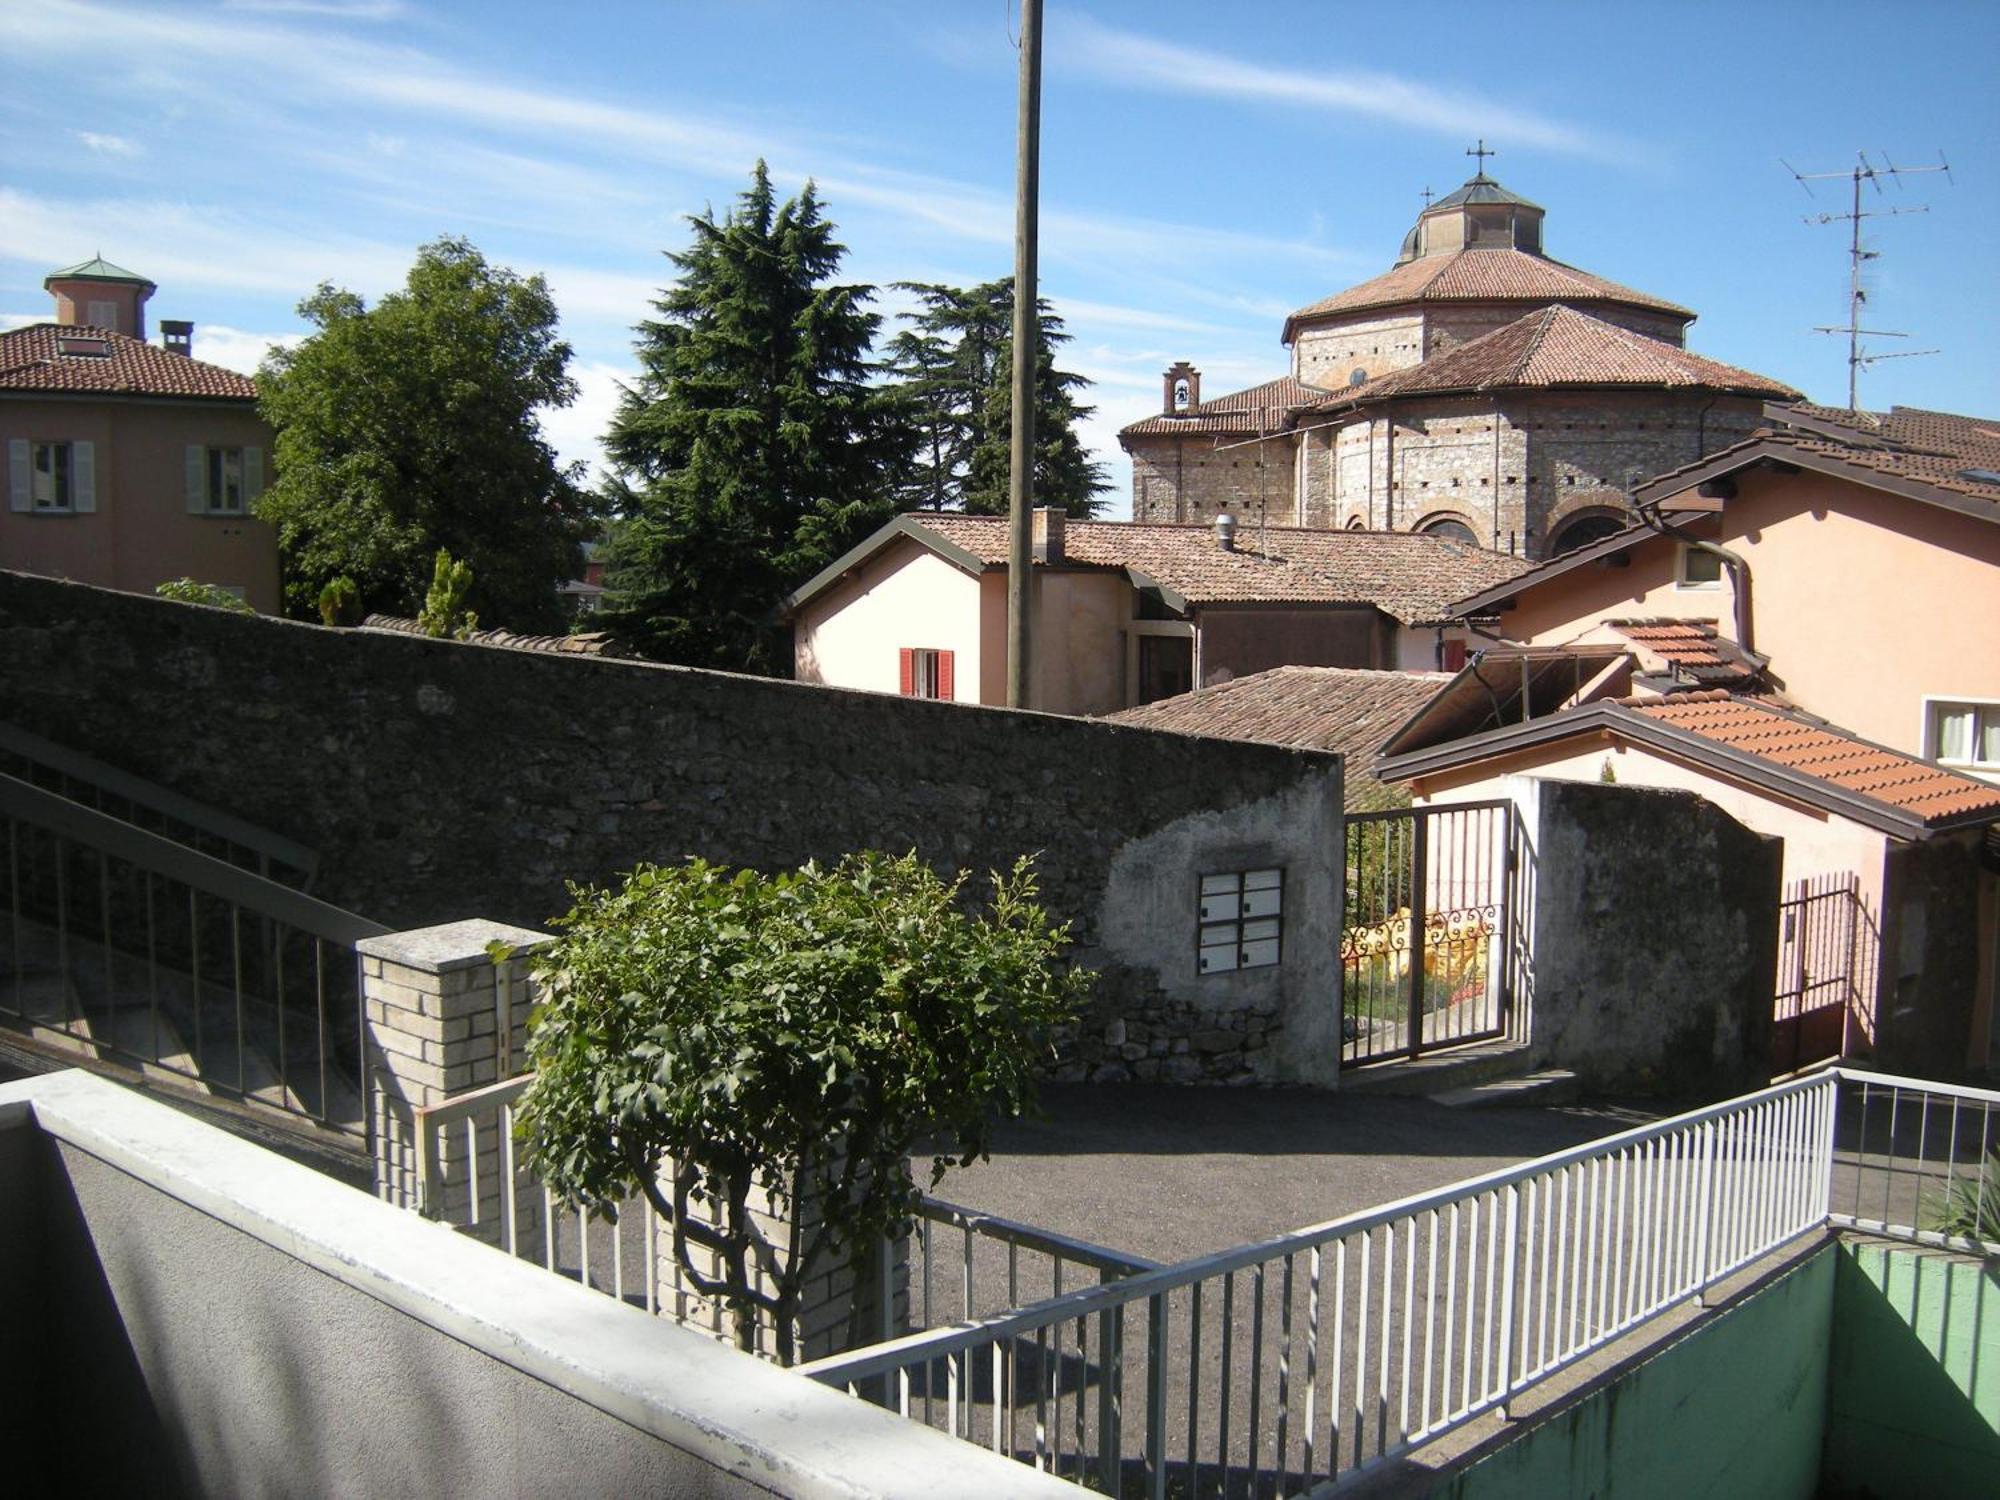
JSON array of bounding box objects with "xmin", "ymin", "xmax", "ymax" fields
[
  {"xmin": 0, "ymin": 771, "xmax": 381, "ymax": 946},
  {"xmin": 915, "ymin": 1195, "xmax": 1161, "ymax": 1280},
  {"xmin": 795, "ymin": 1068, "xmax": 1838, "ymax": 1382},
  {"xmin": 0, "ymin": 722, "xmax": 318, "ymax": 882}
]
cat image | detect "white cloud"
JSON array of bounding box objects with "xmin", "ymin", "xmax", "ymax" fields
[
  {"xmin": 74, "ymin": 130, "xmax": 140, "ymax": 157},
  {"xmin": 1057, "ymin": 13, "xmax": 1632, "ymax": 163},
  {"xmin": 220, "ymin": 0, "xmax": 405, "ymax": 18},
  {"xmin": 174, "ymin": 323, "xmax": 300, "ymax": 374},
  {"xmin": 540, "ymin": 359, "xmax": 634, "ymax": 488}
]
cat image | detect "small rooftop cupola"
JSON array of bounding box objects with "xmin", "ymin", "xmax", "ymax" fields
[
  {"xmin": 44, "ymin": 255, "xmax": 156, "ymax": 338},
  {"xmin": 1395, "ymin": 143, "xmax": 1546, "ymax": 265},
  {"xmin": 1162, "ymin": 361, "xmax": 1201, "ymax": 414}
]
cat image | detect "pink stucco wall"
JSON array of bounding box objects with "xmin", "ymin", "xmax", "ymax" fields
[
  {"xmin": 1499, "ymin": 471, "xmax": 2000, "ymax": 761},
  {"xmin": 792, "ymin": 540, "xmax": 984, "ymax": 701},
  {"xmin": 1, "ymin": 396, "xmax": 279, "ymax": 613}
]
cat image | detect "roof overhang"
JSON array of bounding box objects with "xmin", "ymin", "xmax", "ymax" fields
[
  {"xmin": 779, "ymin": 514, "xmax": 994, "ymax": 616},
  {"xmin": 1377, "ymin": 699, "xmax": 1976, "ymax": 840},
  {"xmin": 1632, "ymin": 435, "xmax": 2000, "ymax": 528},
  {"xmin": 1445, "ymin": 518, "xmax": 1692, "ymax": 617}
]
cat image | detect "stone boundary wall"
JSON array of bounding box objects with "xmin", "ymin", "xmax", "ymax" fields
[
  {"xmin": 1528, "ymin": 778, "xmax": 1780, "ymax": 1096},
  {"xmin": 1, "ymin": 570, "xmax": 1344, "ymax": 1085}
]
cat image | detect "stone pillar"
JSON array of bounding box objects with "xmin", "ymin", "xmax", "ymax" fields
[{"xmin": 358, "ymin": 919, "xmax": 549, "ymax": 1238}]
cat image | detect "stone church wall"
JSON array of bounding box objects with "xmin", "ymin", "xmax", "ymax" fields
[
  {"xmin": 1291, "ymin": 311, "xmax": 1425, "ymax": 387},
  {"xmin": 1130, "ymin": 432, "xmax": 1298, "ymax": 527}
]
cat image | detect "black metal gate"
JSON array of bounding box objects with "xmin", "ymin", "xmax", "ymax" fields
[
  {"xmin": 1773, "ymin": 872, "xmax": 1875, "ymax": 1074},
  {"xmin": 1341, "ymin": 800, "xmax": 1529, "ymax": 1067}
]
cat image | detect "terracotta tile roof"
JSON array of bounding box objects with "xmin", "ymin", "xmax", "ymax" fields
[
  {"xmin": 1119, "ymin": 373, "xmax": 1329, "ymax": 440},
  {"xmin": 1284, "ymin": 247, "xmax": 1693, "ymax": 336},
  {"xmin": 1102, "ymin": 666, "xmax": 1450, "ymax": 811},
  {"xmin": 0, "ymin": 323, "xmax": 258, "ymax": 401},
  {"xmin": 1603, "ymin": 619, "xmax": 1763, "ymax": 688},
  {"xmin": 1624, "ymin": 691, "xmax": 2000, "ymax": 828},
  {"xmin": 908, "ymin": 514, "xmax": 1531, "ymax": 624},
  {"xmin": 1314, "ymin": 306, "xmax": 1797, "ymax": 413},
  {"xmin": 362, "ymin": 614, "xmax": 631, "ymax": 658}
]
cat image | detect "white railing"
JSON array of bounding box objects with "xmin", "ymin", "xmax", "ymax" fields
[
  {"xmin": 415, "ymin": 1065, "xmax": 2000, "ymax": 1496},
  {"xmin": 412, "ymin": 1073, "xmax": 1156, "ymax": 1364},
  {"xmin": 797, "ymin": 1071, "xmax": 1853, "ymax": 1496}
]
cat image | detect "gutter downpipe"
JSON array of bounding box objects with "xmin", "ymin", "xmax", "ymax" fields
[{"xmin": 1636, "ymin": 493, "xmax": 1755, "ymax": 657}]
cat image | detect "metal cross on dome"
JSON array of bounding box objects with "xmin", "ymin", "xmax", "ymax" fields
[{"xmin": 1466, "ymin": 139, "xmax": 1497, "ymax": 172}]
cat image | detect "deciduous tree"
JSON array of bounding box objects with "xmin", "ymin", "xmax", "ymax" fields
[{"xmin": 256, "ymin": 237, "xmax": 592, "ymax": 628}]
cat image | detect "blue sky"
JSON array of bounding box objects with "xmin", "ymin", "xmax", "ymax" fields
[{"xmin": 4, "ymin": 0, "xmax": 1995, "ymax": 516}]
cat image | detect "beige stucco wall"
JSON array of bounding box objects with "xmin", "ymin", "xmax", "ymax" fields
[
  {"xmin": 1, "ymin": 395, "xmax": 278, "ymax": 612},
  {"xmin": 1029, "ymin": 569, "xmax": 1130, "ymax": 716},
  {"xmin": 1499, "ymin": 471, "xmax": 2000, "ymax": 759},
  {"xmin": 791, "ymin": 539, "xmax": 983, "ymax": 701}
]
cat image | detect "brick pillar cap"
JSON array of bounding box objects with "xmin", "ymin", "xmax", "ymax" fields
[{"xmin": 356, "ymin": 918, "xmax": 553, "ymax": 973}]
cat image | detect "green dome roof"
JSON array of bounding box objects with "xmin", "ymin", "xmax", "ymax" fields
[{"xmin": 44, "ymin": 255, "xmax": 155, "ymax": 290}]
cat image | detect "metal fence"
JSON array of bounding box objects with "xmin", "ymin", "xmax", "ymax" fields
[
  {"xmin": 411, "ymin": 1072, "xmax": 1155, "ymax": 1365},
  {"xmin": 1341, "ymin": 800, "xmax": 1525, "ymax": 1068},
  {"xmin": 793, "ymin": 1071, "xmax": 1875, "ymax": 1496},
  {"xmin": 1772, "ymin": 873, "xmax": 1879, "ymax": 1074},
  {"xmin": 1, "ymin": 770, "xmax": 382, "ymax": 1135}
]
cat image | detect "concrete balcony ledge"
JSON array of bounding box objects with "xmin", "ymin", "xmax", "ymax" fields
[{"xmin": 0, "ymin": 1070, "xmax": 1079, "ymax": 1499}]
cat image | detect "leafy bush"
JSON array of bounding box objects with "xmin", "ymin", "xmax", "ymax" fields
[
  {"xmin": 513, "ymin": 851, "xmax": 1093, "ymax": 1361},
  {"xmin": 316, "ymin": 575, "xmax": 361, "ymax": 626},
  {"xmin": 155, "ymin": 578, "xmax": 254, "ymax": 614}
]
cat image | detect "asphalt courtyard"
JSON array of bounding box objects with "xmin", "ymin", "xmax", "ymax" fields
[{"xmin": 936, "ymin": 1084, "xmax": 1658, "ymax": 1266}]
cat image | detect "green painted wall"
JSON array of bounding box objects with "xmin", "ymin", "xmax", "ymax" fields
[
  {"xmin": 1435, "ymin": 1247, "xmax": 1833, "ymax": 1500},
  {"xmin": 1823, "ymin": 1242, "xmax": 2000, "ymax": 1499}
]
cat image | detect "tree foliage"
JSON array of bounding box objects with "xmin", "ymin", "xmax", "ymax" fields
[
  {"xmin": 513, "ymin": 851, "xmax": 1093, "ymax": 1362},
  {"xmin": 155, "ymin": 578, "xmax": 254, "ymax": 614},
  {"xmin": 255, "ymin": 237, "xmax": 593, "ymax": 629},
  {"xmin": 882, "ymin": 278, "xmax": 1108, "ymax": 518},
  {"xmin": 601, "ymin": 163, "xmax": 903, "ymax": 671}
]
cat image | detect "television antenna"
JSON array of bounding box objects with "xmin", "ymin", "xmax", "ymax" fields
[{"xmin": 1780, "ymin": 150, "xmax": 1950, "ymax": 410}]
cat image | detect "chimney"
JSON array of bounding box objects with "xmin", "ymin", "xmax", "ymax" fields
[
  {"xmin": 1162, "ymin": 360, "xmax": 1201, "ymax": 414},
  {"xmin": 1213, "ymin": 512, "xmax": 1237, "ymax": 552},
  {"xmin": 1032, "ymin": 505, "xmax": 1066, "ymax": 564},
  {"xmin": 161, "ymin": 320, "xmax": 194, "ymax": 358}
]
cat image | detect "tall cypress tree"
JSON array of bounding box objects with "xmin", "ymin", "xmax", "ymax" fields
[
  {"xmin": 883, "ymin": 278, "xmax": 1107, "ymax": 519},
  {"xmin": 603, "ymin": 163, "xmax": 901, "ymax": 670}
]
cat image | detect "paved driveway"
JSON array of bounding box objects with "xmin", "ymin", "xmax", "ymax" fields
[{"xmin": 934, "ymin": 1084, "xmax": 1656, "ymax": 1266}]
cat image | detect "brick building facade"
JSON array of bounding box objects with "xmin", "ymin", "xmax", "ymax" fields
[{"xmin": 1121, "ymin": 166, "xmax": 1797, "ymax": 559}]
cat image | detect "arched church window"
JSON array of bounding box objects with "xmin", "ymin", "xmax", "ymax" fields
[
  {"xmin": 1348, "ymin": 368, "xmax": 1368, "ymax": 387},
  {"xmin": 1420, "ymin": 517, "xmax": 1479, "ymax": 545},
  {"xmin": 1549, "ymin": 512, "xmax": 1628, "ymax": 556}
]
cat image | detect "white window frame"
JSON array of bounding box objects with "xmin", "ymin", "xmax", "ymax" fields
[
  {"xmin": 1675, "ymin": 542, "xmax": 1725, "ymax": 590},
  {"xmin": 909, "ymin": 647, "xmax": 945, "ymax": 700},
  {"xmin": 1922, "ymin": 696, "xmax": 2000, "ymax": 780}
]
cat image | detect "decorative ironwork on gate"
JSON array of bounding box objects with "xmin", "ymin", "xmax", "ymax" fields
[{"xmin": 1341, "ymin": 800, "xmax": 1530, "ymax": 1067}]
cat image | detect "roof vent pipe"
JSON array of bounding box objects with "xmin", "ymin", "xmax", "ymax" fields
[{"xmin": 1213, "ymin": 512, "xmax": 1236, "ymax": 552}]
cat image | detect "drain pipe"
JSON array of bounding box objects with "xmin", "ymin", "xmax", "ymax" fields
[{"xmin": 1636, "ymin": 495, "xmax": 1755, "ymax": 656}]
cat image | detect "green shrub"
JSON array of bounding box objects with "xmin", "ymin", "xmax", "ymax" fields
[
  {"xmin": 155, "ymin": 578, "xmax": 254, "ymax": 614},
  {"xmin": 512, "ymin": 851, "xmax": 1092, "ymax": 1362}
]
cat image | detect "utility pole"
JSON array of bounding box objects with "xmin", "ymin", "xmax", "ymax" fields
[
  {"xmin": 1784, "ymin": 151, "xmax": 1949, "ymax": 410},
  {"xmin": 1006, "ymin": 0, "xmax": 1043, "ymax": 710}
]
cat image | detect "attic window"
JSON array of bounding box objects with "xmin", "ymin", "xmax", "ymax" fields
[{"xmin": 57, "ymin": 337, "xmax": 111, "ymax": 358}]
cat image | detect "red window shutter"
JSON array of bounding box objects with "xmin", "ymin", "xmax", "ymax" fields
[
  {"xmin": 937, "ymin": 650, "xmax": 955, "ymax": 700},
  {"xmin": 1441, "ymin": 639, "xmax": 1468, "ymax": 672},
  {"xmin": 898, "ymin": 648, "xmax": 915, "ymax": 696}
]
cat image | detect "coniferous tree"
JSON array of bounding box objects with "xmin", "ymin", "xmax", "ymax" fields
[
  {"xmin": 883, "ymin": 278, "xmax": 1107, "ymax": 518},
  {"xmin": 603, "ymin": 163, "xmax": 902, "ymax": 670}
]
